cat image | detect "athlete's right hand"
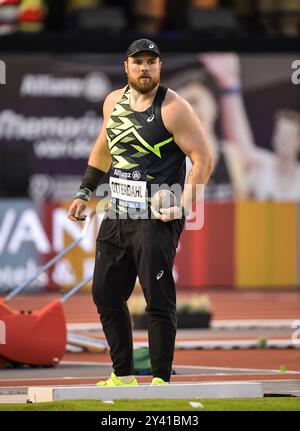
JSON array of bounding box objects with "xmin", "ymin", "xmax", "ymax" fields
[{"xmin": 67, "ymin": 198, "xmax": 88, "ymax": 221}]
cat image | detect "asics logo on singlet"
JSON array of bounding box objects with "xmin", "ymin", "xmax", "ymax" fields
[
  {"xmin": 156, "ymin": 270, "xmax": 164, "ymax": 280},
  {"xmin": 147, "ymin": 114, "xmax": 155, "ymax": 122}
]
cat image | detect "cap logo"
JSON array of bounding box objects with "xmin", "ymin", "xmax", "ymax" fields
[{"xmin": 149, "ymin": 44, "xmax": 154, "ymax": 49}]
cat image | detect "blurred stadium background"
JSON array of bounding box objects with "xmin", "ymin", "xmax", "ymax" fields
[
  {"xmin": 0, "ymin": 0, "xmax": 300, "ymax": 375},
  {"xmin": 1, "ymin": 0, "xmax": 300, "ymax": 294}
]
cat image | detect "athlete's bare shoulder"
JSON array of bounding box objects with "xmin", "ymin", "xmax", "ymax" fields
[
  {"xmin": 162, "ymin": 88, "xmax": 198, "ymax": 133},
  {"xmin": 103, "ymin": 87, "xmax": 127, "ymax": 116}
]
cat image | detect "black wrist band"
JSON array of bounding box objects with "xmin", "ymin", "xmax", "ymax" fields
[{"xmin": 80, "ymin": 164, "xmax": 106, "ymax": 193}]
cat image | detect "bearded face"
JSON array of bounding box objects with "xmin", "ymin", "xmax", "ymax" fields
[{"xmin": 125, "ymin": 53, "xmax": 161, "ymax": 94}]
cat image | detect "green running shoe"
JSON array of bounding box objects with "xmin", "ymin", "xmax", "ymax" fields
[
  {"xmin": 151, "ymin": 377, "xmax": 169, "ymax": 385},
  {"xmin": 96, "ymin": 372, "xmax": 138, "ymax": 386}
]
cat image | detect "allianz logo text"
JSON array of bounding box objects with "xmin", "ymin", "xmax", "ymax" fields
[{"xmin": 0, "ymin": 60, "xmax": 6, "ymax": 85}]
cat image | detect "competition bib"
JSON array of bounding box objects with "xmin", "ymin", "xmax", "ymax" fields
[{"xmin": 109, "ymin": 168, "xmax": 147, "ymax": 209}]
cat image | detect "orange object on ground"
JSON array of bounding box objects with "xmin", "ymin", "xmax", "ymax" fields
[
  {"xmin": 0, "ymin": 300, "xmax": 66, "ymax": 367},
  {"xmin": 0, "ymin": 300, "xmax": 18, "ymax": 319}
]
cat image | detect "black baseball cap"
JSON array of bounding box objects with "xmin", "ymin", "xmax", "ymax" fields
[{"xmin": 126, "ymin": 38, "xmax": 160, "ymax": 58}]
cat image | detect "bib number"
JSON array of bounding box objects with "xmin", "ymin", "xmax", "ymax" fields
[{"xmin": 109, "ymin": 168, "xmax": 147, "ymax": 209}]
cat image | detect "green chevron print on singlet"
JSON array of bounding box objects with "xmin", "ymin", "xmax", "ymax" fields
[
  {"xmin": 107, "ymin": 86, "xmax": 173, "ymax": 169},
  {"xmin": 106, "ymin": 85, "xmax": 186, "ymax": 215}
]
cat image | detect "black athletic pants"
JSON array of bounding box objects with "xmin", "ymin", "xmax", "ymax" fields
[{"xmin": 92, "ymin": 215, "xmax": 184, "ymax": 382}]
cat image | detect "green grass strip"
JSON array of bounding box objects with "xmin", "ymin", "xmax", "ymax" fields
[{"xmin": 0, "ymin": 397, "xmax": 299, "ymax": 411}]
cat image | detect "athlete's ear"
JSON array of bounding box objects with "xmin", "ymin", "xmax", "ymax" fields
[{"xmin": 124, "ymin": 60, "xmax": 128, "ymax": 75}]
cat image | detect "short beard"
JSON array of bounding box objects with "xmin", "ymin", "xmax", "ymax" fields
[{"xmin": 128, "ymin": 76, "xmax": 159, "ymax": 94}]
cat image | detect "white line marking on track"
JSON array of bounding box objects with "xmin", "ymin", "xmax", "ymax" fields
[{"xmin": 173, "ymin": 364, "xmax": 300, "ymax": 374}]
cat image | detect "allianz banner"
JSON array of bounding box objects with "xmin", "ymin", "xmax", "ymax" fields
[
  {"xmin": 0, "ymin": 53, "xmax": 114, "ymax": 200},
  {"xmin": 0, "ymin": 53, "xmax": 299, "ymax": 202}
]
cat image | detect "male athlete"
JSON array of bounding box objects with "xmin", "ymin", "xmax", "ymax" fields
[{"xmin": 68, "ymin": 39, "xmax": 212, "ymax": 386}]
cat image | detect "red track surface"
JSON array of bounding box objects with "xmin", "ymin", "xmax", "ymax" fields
[
  {"xmin": 7, "ymin": 291, "xmax": 300, "ymax": 321},
  {"xmin": 1, "ymin": 291, "xmax": 299, "ymax": 389}
]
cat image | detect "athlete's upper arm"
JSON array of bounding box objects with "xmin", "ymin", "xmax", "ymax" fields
[
  {"xmin": 88, "ymin": 89, "xmax": 122, "ymax": 170},
  {"xmin": 163, "ymin": 91, "xmax": 212, "ymax": 165}
]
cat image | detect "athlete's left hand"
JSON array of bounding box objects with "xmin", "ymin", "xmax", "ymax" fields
[{"xmin": 150, "ymin": 205, "xmax": 184, "ymax": 222}]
